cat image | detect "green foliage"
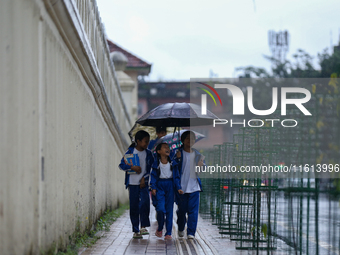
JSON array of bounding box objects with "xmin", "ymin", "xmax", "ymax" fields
[
  {"xmin": 332, "ymin": 179, "xmax": 340, "ymax": 193},
  {"xmin": 261, "ymin": 223, "xmax": 268, "ymax": 238},
  {"xmin": 251, "ymin": 223, "xmax": 268, "ymax": 239},
  {"xmin": 237, "ymin": 46, "xmax": 340, "ymax": 78},
  {"xmin": 319, "ymin": 48, "xmax": 340, "ymax": 77},
  {"xmin": 235, "ymin": 66, "xmax": 270, "ymax": 78},
  {"xmin": 56, "ymin": 203, "xmax": 129, "ymax": 255}
]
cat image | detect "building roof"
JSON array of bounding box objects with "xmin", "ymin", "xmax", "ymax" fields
[{"xmin": 107, "ymin": 39, "xmax": 151, "ymax": 75}]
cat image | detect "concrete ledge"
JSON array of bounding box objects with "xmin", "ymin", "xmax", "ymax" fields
[{"xmin": 43, "ymin": 0, "xmax": 130, "ymax": 152}]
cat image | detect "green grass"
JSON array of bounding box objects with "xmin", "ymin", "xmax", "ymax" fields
[{"xmin": 56, "ymin": 203, "xmax": 129, "ymax": 255}]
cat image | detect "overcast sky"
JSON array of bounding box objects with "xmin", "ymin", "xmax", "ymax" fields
[{"xmin": 96, "ymin": 0, "xmax": 340, "ymax": 81}]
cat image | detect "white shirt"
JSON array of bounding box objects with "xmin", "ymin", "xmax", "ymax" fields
[
  {"xmin": 159, "ymin": 162, "xmax": 172, "ymax": 179},
  {"xmin": 129, "ymin": 148, "xmax": 147, "ymax": 185},
  {"xmin": 181, "ymin": 151, "xmax": 201, "ymax": 193}
]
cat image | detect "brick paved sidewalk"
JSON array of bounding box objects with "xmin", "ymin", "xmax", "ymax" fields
[
  {"xmin": 78, "ymin": 207, "xmax": 176, "ymax": 255},
  {"xmin": 78, "ymin": 203, "xmax": 247, "ymax": 255}
]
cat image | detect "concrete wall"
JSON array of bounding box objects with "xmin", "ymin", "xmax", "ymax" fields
[{"xmin": 0, "ymin": 0, "xmax": 130, "ymax": 254}]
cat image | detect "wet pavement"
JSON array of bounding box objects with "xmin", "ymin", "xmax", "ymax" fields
[{"xmin": 78, "ymin": 204, "xmax": 242, "ymax": 255}]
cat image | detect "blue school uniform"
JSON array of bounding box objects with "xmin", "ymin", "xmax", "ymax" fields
[
  {"xmin": 173, "ymin": 148, "xmax": 204, "ymax": 237},
  {"xmin": 119, "ymin": 146, "xmax": 154, "ymax": 233},
  {"xmin": 148, "ymin": 141, "xmax": 176, "ymax": 208},
  {"xmin": 150, "ymin": 158, "xmax": 180, "ymax": 236},
  {"xmin": 151, "ymin": 149, "xmax": 177, "ymax": 208},
  {"xmin": 148, "ymin": 137, "xmax": 159, "ymax": 150}
]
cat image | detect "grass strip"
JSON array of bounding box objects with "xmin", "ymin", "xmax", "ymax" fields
[{"xmin": 56, "ymin": 203, "xmax": 129, "ymax": 255}]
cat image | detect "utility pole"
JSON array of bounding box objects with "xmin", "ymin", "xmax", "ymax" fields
[{"xmin": 268, "ymin": 30, "xmax": 289, "ymax": 64}]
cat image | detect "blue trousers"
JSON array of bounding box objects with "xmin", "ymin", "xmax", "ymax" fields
[
  {"xmin": 176, "ymin": 191, "xmax": 200, "ymax": 236},
  {"xmin": 155, "ymin": 179, "xmax": 174, "ymax": 236},
  {"xmin": 151, "ymin": 191, "xmax": 157, "ymax": 207},
  {"xmin": 128, "ymin": 185, "xmax": 150, "ymax": 233}
]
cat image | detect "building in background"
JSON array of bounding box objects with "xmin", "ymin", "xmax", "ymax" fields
[
  {"xmin": 108, "ymin": 40, "xmax": 151, "ymax": 122},
  {"xmin": 138, "ymin": 81, "xmax": 190, "ymax": 117}
]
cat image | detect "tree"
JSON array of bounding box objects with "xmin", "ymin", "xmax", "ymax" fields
[
  {"xmin": 236, "ymin": 46, "xmax": 340, "ymax": 78},
  {"xmin": 319, "ymin": 47, "xmax": 340, "ymax": 78}
]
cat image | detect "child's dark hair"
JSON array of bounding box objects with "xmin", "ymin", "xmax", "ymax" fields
[
  {"xmin": 181, "ymin": 130, "xmax": 196, "ymax": 144},
  {"xmin": 156, "ymin": 126, "xmax": 167, "ymax": 134},
  {"xmin": 155, "ymin": 142, "xmax": 171, "ymax": 163},
  {"xmin": 129, "ymin": 130, "xmax": 150, "ymax": 148}
]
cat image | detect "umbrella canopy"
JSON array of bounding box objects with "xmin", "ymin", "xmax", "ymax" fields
[
  {"xmin": 136, "ymin": 102, "xmax": 218, "ymax": 127},
  {"xmin": 151, "ymin": 130, "xmax": 205, "ymax": 152}
]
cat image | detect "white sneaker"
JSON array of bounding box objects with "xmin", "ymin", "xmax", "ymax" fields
[
  {"xmin": 133, "ymin": 232, "xmax": 143, "ymax": 239},
  {"xmin": 178, "ymin": 230, "xmax": 184, "ymax": 237},
  {"xmin": 187, "ymin": 235, "xmax": 195, "ymax": 239},
  {"xmin": 140, "ymin": 228, "xmax": 149, "ymax": 235}
]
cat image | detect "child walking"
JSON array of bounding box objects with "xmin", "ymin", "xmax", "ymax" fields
[
  {"xmin": 174, "ymin": 131, "xmax": 204, "ymax": 239},
  {"xmin": 119, "ymin": 130, "xmax": 154, "ymax": 239},
  {"xmin": 150, "ymin": 142, "xmax": 179, "ymax": 240},
  {"xmin": 148, "ymin": 126, "xmax": 167, "ymax": 211}
]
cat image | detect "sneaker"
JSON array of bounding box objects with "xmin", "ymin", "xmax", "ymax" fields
[
  {"xmin": 155, "ymin": 230, "xmax": 162, "ymax": 237},
  {"xmin": 164, "ymin": 235, "xmax": 172, "ymax": 240},
  {"xmin": 187, "ymin": 235, "xmax": 195, "ymax": 239},
  {"xmin": 178, "ymin": 230, "xmax": 184, "ymax": 237},
  {"xmin": 133, "ymin": 232, "xmax": 143, "ymax": 239},
  {"xmin": 140, "ymin": 228, "xmax": 149, "ymax": 235}
]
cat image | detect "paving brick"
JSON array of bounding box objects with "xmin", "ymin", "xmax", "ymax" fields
[{"xmin": 78, "ymin": 203, "xmax": 261, "ymax": 254}]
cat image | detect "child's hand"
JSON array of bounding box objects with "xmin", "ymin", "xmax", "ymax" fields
[
  {"xmin": 197, "ymin": 155, "xmax": 205, "ymax": 167},
  {"xmin": 178, "ymin": 189, "xmax": 184, "ymax": 194},
  {"xmin": 176, "ymin": 150, "xmax": 181, "ymax": 159},
  {"xmin": 131, "ymin": 166, "xmax": 141, "ymax": 174},
  {"xmin": 140, "ymin": 177, "xmax": 146, "ymax": 188},
  {"xmin": 197, "ymin": 159, "xmax": 204, "ymax": 167},
  {"xmin": 151, "ymin": 189, "xmax": 156, "ymax": 196}
]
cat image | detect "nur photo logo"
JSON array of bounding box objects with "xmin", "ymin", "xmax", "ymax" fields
[
  {"xmin": 197, "ymin": 82, "xmax": 223, "ymax": 115},
  {"xmin": 197, "ymin": 83, "xmax": 312, "ymax": 128}
]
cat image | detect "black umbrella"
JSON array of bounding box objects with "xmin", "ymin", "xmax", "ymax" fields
[{"xmin": 136, "ymin": 102, "xmax": 218, "ymax": 127}]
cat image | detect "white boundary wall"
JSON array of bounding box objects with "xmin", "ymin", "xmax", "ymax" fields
[{"xmin": 0, "ymin": 0, "xmax": 131, "ymax": 254}]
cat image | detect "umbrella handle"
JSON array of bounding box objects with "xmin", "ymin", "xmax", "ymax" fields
[
  {"xmin": 172, "ymin": 126, "xmax": 181, "ymax": 151},
  {"xmin": 177, "ymin": 127, "xmax": 180, "ymax": 147},
  {"xmin": 172, "ymin": 126, "xmax": 176, "ymax": 139}
]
